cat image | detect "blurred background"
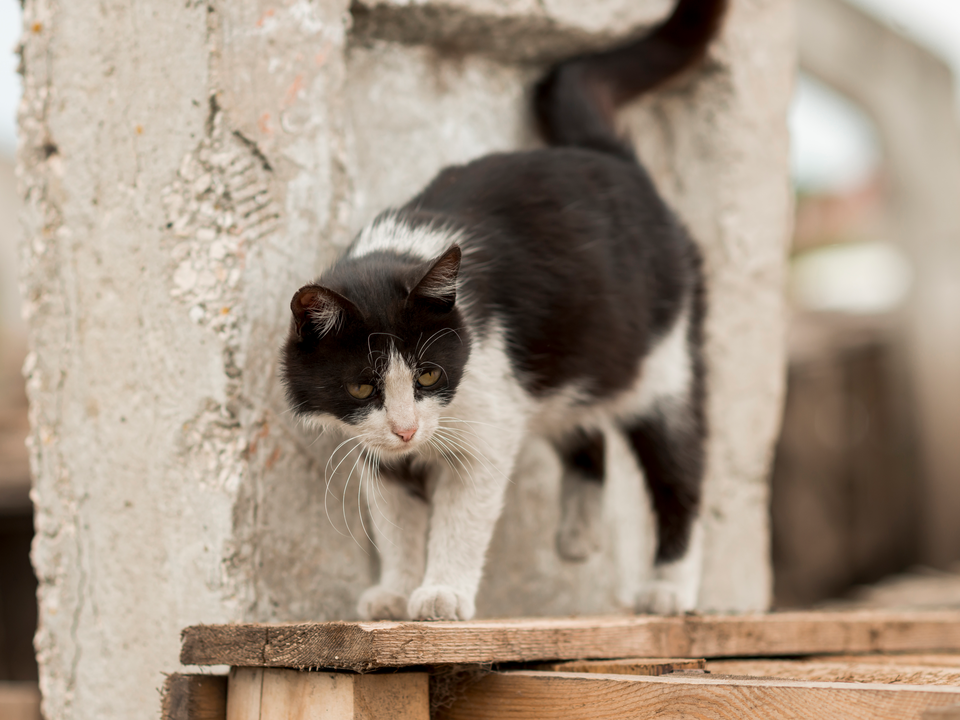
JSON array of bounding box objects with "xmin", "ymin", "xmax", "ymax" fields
[{"xmin": 0, "ymin": 0, "xmax": 959, "ymax": 709}]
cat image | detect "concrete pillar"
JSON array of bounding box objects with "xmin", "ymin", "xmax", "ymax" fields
[{"xmin": 17, "ymin": 0, "xmax": 793, "ymax": 717}]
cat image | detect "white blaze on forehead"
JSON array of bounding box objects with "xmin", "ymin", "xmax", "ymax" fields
[{"xmin": 383, "ymin": 350, "xmax": 418, "ymax": 431}]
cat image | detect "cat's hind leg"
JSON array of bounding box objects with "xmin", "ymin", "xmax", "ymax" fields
[
  {"xmin": 357, "ymin": 460, "xmax": 429, "ymax": 620},
  {"xmin": 636, "ymin": 518, "xmax": 703, "ymax": 615},
  {"xmin": 554, "ymin": 429, "xmax": 605, "ymax": 562},
  {"xmin": 624, "ymin": 402, "xmax": 706, "ymax": 615}
]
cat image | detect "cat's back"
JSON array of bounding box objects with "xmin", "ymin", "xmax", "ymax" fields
[{"xmin": 401, "ymin": 146, "xmax": 701, "ymax": 400}]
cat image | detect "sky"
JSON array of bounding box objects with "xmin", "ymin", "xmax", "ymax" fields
[
  {"xmin": 1, "ymin": 0, "xmax": 960, "ymax": 179},
  {"xmin": 790, "ymin": 73, "xmax": 882, "ymax": 193}
]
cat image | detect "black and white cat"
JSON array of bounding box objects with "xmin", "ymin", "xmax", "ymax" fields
[{"xmin": 282, "ymin": 0, "xmax": 726, "ymax": 621}]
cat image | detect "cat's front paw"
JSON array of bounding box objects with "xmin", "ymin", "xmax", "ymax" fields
[
  {"xmin": 408, "ymin": 585, "xmax": 475, "ymax": 621},
  {"xmin": 358, "ymin": 585, "xmax": 410, "ymax": 620},
  {"xmin": 635, "ymin": 580, "xmax": 695, "ymax": 616}
]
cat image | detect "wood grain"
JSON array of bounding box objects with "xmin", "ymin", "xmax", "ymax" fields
[
  {"xmin": 227, "ymin": 669, "xmax": 263, "ymax": 720},
  {"xmin": 354, "ymin": 674, "xmax": 429, "ymax": 720},
  {"xmin": 808, "ymin": 654, "xmax": 960, "ymax": 668},
  {"xmin": 438, "ymin": 670, "xmax": 960, "ymax": 720},
  {"xmin": 708, "ymin": 659, "xmax": 960, "ymax": 686},
  {"xmin": 180, "ymin": 611, "xmax": 960, "ymax": 671},
  {"xmin": 161, "ymin": 674, "xmax": 227, "ymax": 720},
  {"xmin": 539, "ymin": 657, "xmax": 705, "ymax": 675},
  {"xmin": 226, "ymin": 668, "xmax": 428, "ymax": 720}
]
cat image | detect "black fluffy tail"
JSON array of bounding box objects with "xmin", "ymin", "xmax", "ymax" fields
[{"xmin": 535, "ymin": 0, "xmax": 728, "ymax": 159}]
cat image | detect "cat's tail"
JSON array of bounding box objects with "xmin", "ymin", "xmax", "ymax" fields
[{"xmin": 534, "ymin": 0, "xmax": 728, "ymax": 159}]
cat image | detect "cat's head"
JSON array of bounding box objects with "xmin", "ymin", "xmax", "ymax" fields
[{"xmin": 281, "ymin": 245, "xmax": 470, "ymax": 457}]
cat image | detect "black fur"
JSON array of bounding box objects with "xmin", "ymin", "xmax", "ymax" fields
[
  {"xmin": 557, "ymin": 429, "xmax": 606, "ymax": 483},
  {"xmin": 407, "ymin": 150, "xmax": 696, "ymax": 398},
  {"xmin": 535, "ymin": 0, "xmax": 728, "ymax": 158},
  {"xmin": 627, "ymin": 265, "xmax": 706, "ymax": 562}
]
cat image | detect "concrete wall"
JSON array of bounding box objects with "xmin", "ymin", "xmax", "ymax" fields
[{"xmin": 17, "ymin": 0, "xmax": 793, "ymax": 717}]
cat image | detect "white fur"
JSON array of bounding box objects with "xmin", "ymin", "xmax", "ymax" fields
[
  {"xmin": 358, "ymin": 476, "xmax": 429, "ymax": 620},
  {"xmin": 382, "ymin": 350, "xmax": 420, "ymax": 438},
  {"xmin": 628, "ymin": 310, "xmax": 692, "ymax": 416},
  {"xmin": 526, "ymin": 304, "xmax": 693, "ymax": 442},
  {"xmin": 349, "ymin": 212, "xmax": 465, "ymax": 261},
  {"xmin": 406, "ymin": 325, "xmax": 530, "ymax": 619},
  {"xmin": 635, "ymin": 520, "xmax": 703, "ymax": 614},
  {"xmin": 415, "ymin": 260, "xmax": 458, "ymax": 300},
  {"xmin": 307, "ymin": 293, "xmax": 343, "ymax": 338}
]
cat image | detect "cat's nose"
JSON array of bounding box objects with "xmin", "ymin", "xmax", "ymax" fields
[{"xmin": 393, "ymin": 426, "xmax": 418, "ymax": 442}]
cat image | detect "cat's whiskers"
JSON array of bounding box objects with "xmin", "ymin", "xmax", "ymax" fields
[
  {"xmin": 307, "ymin": 424, "xmax": 330, "ymax": 449},
  {"xmin": 367, "ymin": 332, "xmax": 402, "ymax": 359},
  {"xmin": 364, "ymin": 450, "xmax": 400, "ymax": 545},
  {"xmin": 434, "ymin": 422, "xmax": 511, "ymax": 472},
  {"xmin": 324, "ymin": 434, "xmax": 372, "ymax": 535},
  {"xmin": 427, "ymin": 435, "xmax": 477, "ymax": 492},
  {"xmin": 436, "ymin": 419, "xmax": 499, "ymax": 458},
  {"xmin": 432, "ymin": 426, "xmax": 508, "ymax": 484},
  {"xmin": 325, "ymin": 434, "xmax": 369, "ymax": 492},
  {"xmin": 355, "ymin": 451, "xmax": 379, "ymax": 552},
  {"xmin": 417, "ymin": 327, "xmax": 462, "ymax": 359},
  {"xmin": 281, "ymin": 399, "xmax": 311, "ymax": 417},
  {"xmin": 438, "ymin": 416, "xmax": 501, "ymax": 430},
  {"xmin": 420, "ymin": 360, "xmax": 446, "ymax": 376},
  {"xmin": 368, "ymin": 449, "xmax": 403, "ymax": 547},
  {"xmin": 341, "ymin": 441, "xmax": 372, "ymax": 554},
  {"xmin": 436, "ymin": 424, "xmax": 503, "ymax": 466},
  {"xmin": 414, "ymin": 331, "xmax": 426, "ymax": 358}
]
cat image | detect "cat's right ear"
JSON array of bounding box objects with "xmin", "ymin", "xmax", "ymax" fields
[
  {"xmin": 290, "ymin": 285, "xmax": 358, "ymax": 340},
  {"xmin": 409, "ymin": 245, "xmax": 462, "ymax": 312}
]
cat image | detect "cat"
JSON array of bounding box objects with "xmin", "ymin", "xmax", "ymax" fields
[{"xmin": 281, "ymin": 0, "xmax": 726, "ymax": 621}]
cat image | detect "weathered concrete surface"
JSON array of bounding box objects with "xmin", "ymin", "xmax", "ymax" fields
[{"xmin": 18, "ymin": 0, "xmax": 792, "ymax": 717}]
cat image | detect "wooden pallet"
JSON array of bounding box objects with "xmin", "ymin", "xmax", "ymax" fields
[{"xmin": 166, "ymin": 611, "xmax": 960, "ymax": 720}]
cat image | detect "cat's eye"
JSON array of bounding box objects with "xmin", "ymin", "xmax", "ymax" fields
[
  {"xmin": 417, "ymin": 369, "xmax": 442, "ymax": 388},
  {"xmin": 346, "ymin": 383, "xmax": 375, "ymax": 400}
]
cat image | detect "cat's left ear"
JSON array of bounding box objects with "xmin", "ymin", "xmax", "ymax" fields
[
  {"xmin": 290, "ymin": 284, "xmax": 359, "ymax": 340},
  {"xmin": 409, "ymin": 245, "xmax": 461, "ymax": 311}
]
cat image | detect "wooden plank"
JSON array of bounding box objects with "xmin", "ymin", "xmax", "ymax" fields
[
  {"xmin": 808, "ymin": 654, "xmax": 960, "ymax": 668},
  {"xmin": 259, "ymin": 670, "xmax": 353, "ymax": 720},
  {"xmin": 353, "ymin": 674, "xmax": 429, "ymax": 720},
  {"xmin": 0, "ymin": 682, "xmax": 42, "ymax": 720},
  {"xmin": 180, "ymin": 611, "xmax": 960, "ymax": 671},
  {"xmin": 923, "ymin": 705, "xmax": 960, "ymax": 719},
  {"xmin": 227, "ymin": 669, "xmax": 262, "ymax": 720},
  {"xmin": 539, "ymin": 657, "xmax": 705, "ymax": 675},
  {"xmin": 708, "ymin": 659, "xmax": 960, "ymax": 686},
  {"xmin": 226, "ymin": 668, "xmax": 428, "ymax": 720},
  {"xmin": 162, "ymin": 674, "xmax": 228, "ymax": 720},
  {"xmin": 437, "ymin": 670, "xmax": 960, "ymax": 720}
]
